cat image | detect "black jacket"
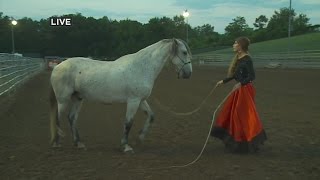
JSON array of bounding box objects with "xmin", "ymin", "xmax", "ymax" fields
[{"xmin": 223, "ymin": 55, "xmax": 255, "ymax": 85}]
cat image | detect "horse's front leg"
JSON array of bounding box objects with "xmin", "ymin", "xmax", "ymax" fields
[
  {"xmin": 121, "ymin": 99, "xmax": 141, "ymax": 153},
  {"xmin": 138, "ymin": 100, "xmax": 154, "ymax": 142}
]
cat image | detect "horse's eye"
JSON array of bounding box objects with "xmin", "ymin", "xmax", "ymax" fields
[{"xmin": 183, "ymin": 51, "xmax": 187, "ymax": 55}]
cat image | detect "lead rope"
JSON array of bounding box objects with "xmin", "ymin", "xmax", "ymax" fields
[
  {"xmin": 151, "ymin": 84, "xmax": 218, "ymax": 116},
  {"xmin": 131, "ymin": 85, "xmax": 234, "ymax": 172}
]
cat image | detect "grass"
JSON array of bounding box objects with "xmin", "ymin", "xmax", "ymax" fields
[{"xmin": 198, "ymin": 32, "xmax": 320, "ymax": 55}]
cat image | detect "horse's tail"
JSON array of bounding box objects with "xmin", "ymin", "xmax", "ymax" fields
[{"xmin": 49, "ymin": 83, "xmax": 64, "ymax": 144}]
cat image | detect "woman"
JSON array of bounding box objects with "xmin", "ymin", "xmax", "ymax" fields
[{"xmin": 211, "ymin": 36, "xmax": 267, "ymax": 153}]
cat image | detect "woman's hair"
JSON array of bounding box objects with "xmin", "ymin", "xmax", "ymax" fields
[
  {"xmin": 227, "ymin": 54, "xmax": 239, "ymax": 77},
  {"xmin": 227, "ymin": 37, "xmax": 251, "ymax": 77},
  {"xmin": 236, "ymin": 36, "xmax": 250, "ymax": 52}
]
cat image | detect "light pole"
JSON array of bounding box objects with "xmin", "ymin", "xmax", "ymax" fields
[
  {"xmin": 11, "ymin": 18, "xmax": 18, "ymax": 54},
  {"xmin": 288, "ymin": 0, "xmax": 292, "ymax": 38},
  {"xmin": 182, "ymin": 9, "xmax": 190, "ymax": 44}
]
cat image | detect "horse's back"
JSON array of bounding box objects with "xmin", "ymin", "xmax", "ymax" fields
[
  {"xmin": 57, "ymin": 57, "xmax": 102, "ymax": 69},
  {"xmin": 52, "ymin": 57, "xmax": 104, "ymax": 76},
  {"xmin": 51, "ymin": 57, "xmax": 101, "ymax": 89}
]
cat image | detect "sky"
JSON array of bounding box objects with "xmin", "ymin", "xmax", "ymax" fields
[{"xmin": 0, "ymin": 0, "xmax": 319, "ymax": 33}]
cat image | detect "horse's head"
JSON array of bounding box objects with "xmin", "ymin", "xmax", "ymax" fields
[{"xmin": 170, "ymin": 38, "xmax": 192, "ymax": 79}]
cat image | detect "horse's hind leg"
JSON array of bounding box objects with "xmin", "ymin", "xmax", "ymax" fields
[
  {"xmin": 121, "ymin": 99, "xmax": 141, "ymax": 153},
  {"xmin": 138, "ymin": 100, "xmax": 154, "ymax": 142},
  {"xmin": 68, "ymin": 98, "xmax": 85, "ymax": 149},
  {"xmin": 52, "ymin": 102, "xmax": 68, "ymax": 147}
]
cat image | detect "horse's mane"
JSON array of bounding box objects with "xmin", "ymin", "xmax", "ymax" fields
[{"xmin": 131, "ymin": 38, "xmax": 191, "ymax": 63}]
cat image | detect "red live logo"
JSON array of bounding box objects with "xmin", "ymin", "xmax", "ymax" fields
[{"xmin": 50, "ymin": 17, "xmax": 72, "ymax": 26}]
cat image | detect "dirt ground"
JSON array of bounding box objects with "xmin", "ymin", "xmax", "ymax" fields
[{"xmin": 0, "ymin": 66, "xmax": 320, "ymax": 180}]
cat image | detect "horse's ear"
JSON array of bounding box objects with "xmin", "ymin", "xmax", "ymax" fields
[
  {"xmin": 170, "ymin": 38, "xmax": 178, "ymax": 58},
  {"xmin": 172, "ymin": 38, "xmax": 178, "ymax": 45}
]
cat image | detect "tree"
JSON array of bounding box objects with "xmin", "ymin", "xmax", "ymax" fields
[
  {"xmin": 251, "ymin": 15, "xmax": 269, "ymax": 42},
  {"xmin": 173, "ymin": 15, "xmax": 185, "ymax": 27},
  {"xmin": 0, "ymin": 13, "xmax": 10, "ymax": 53},
  {"xmin": 292, "ymin": 13, "xmax": 311, "ymax": 35},
  {"xmin": 266, "ymin": 7, "xmax": 295, "ymax": 39},
  {"xmin": 225, "ymin": 16, "xmax": 251, "ymax": 43},
  {"xmin": 266, "ymin": 7, "xmax": 312, "ymax": 39},
  {"xmin": 309, "ymin": 24, "xmax": 320, "ymax": 32},
  {"xmin": 253, "ymin": 15, "xmax": 268, "ymax": 29},
  {"xmin": 195, "ymin": 24, "xmax": 215, "ymax": 36},
  {"xmin": 0, "ymin": 9, "xmax": 316, "ymax": 57},
  {"xmin": 192, "ymin": 24, "xmax": 219, "ymax": 47}
]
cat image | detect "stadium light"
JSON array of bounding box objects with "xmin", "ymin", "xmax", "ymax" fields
[
  {"xmin": 182, "ymin": 9, "xmax": 190, "ymax": 44},
  {"xmin": 11, "ymin": 18, "xmax": 18, "ymax": 54}
]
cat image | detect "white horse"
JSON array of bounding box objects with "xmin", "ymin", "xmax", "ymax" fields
[{"xmin": 49, "ymin": 38, "xmax": 192, "ymax": 152}]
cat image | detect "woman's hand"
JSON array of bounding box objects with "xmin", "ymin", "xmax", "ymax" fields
[{"xmin": 216, "ymin": 80, "xmax": 224, "ymax": 87}]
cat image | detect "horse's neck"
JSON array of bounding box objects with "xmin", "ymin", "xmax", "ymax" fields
[{"xmin": 136, "ymin": 42, "xmax": 171, "ymax": 82}]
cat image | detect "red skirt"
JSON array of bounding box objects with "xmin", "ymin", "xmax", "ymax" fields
[{"xmin": 211, "ymin": 83, "xmax": 267, "ymax": 153}]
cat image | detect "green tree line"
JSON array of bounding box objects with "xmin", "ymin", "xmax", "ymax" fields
[{"xmin": 0, "ymin": 7, "xmax": 318, "ymax": 58}]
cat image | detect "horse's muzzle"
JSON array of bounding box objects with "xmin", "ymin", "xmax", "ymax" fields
[{"xmin": 183, "ymin": 71, "xmax": 192, "ymax": 79}]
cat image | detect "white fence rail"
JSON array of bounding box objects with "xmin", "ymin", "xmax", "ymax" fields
[
  {"xmin": 0, "ymin": 53, "xmax": 45, "ymax": 97},
  {"xmin": 194, "ymin": 50, "xmax": 320, "ymax": 68}
]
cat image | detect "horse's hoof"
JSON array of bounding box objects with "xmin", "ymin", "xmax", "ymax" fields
[
  {"xmin": 52, "ymin": 142, "xmax": 61, "ymax": 148},
  {"xmin": 76, "ymin": 142, "xmax": 87, "ymax": 150},
  {"xmin": 123, "ymin": 145, "xmax": 134, "ymax": 154}
]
